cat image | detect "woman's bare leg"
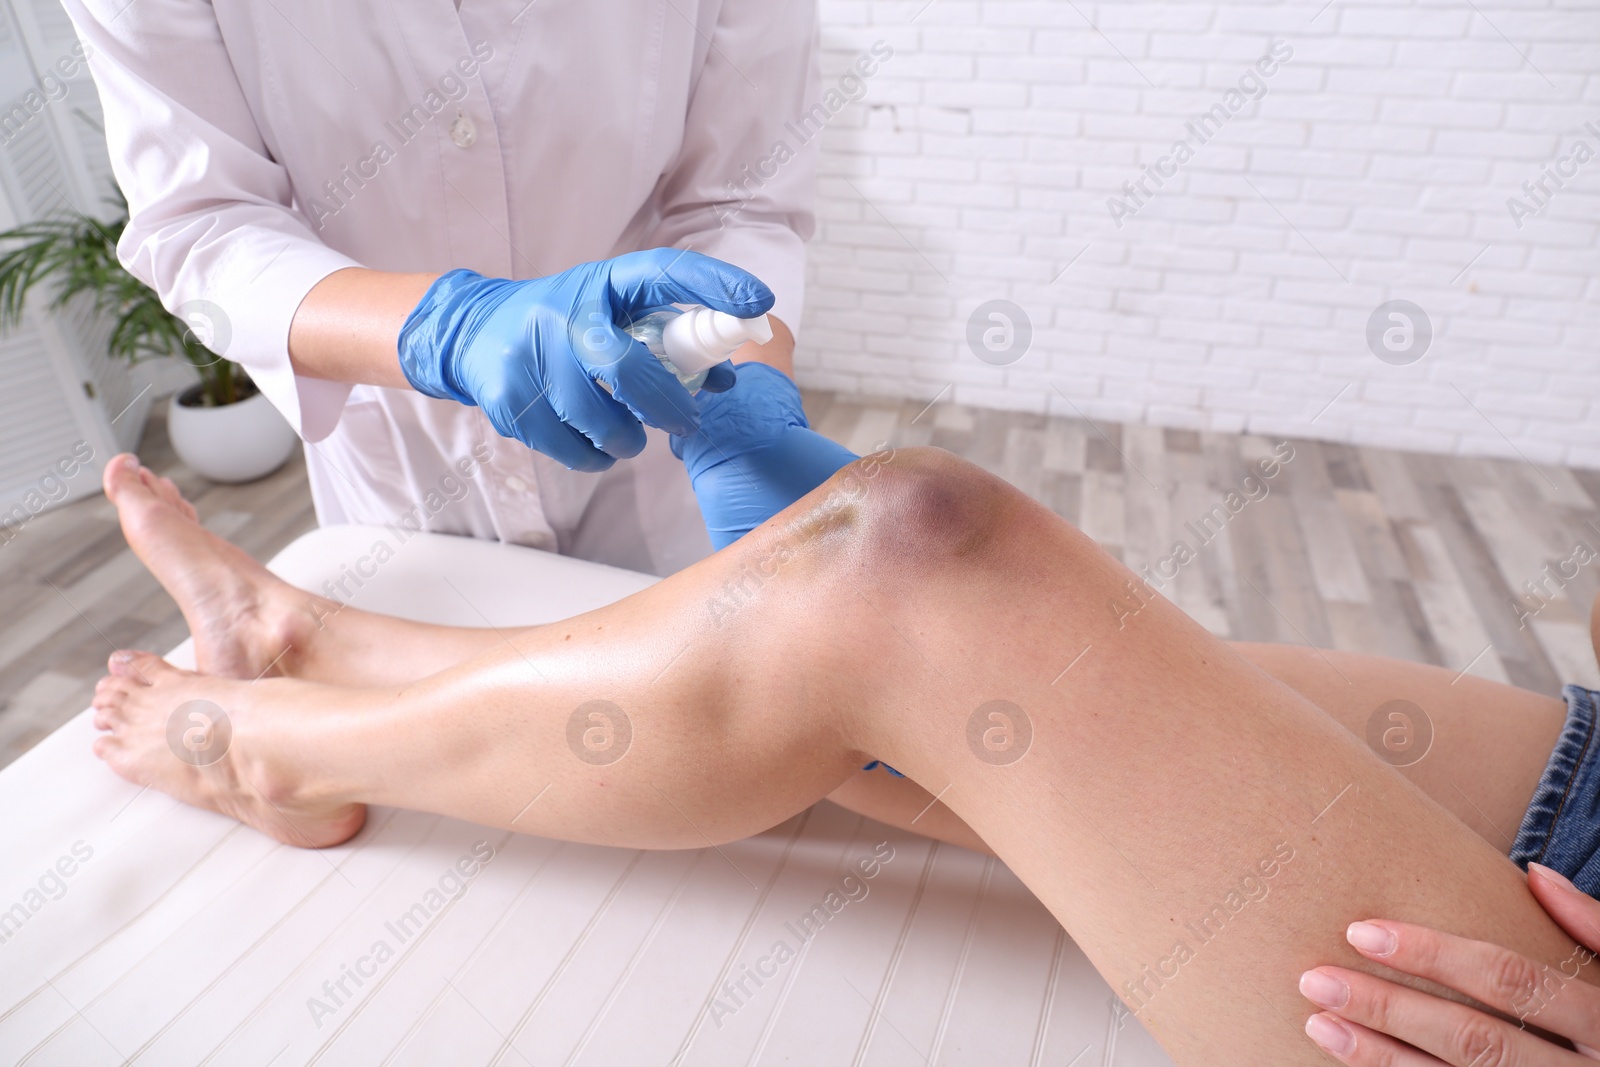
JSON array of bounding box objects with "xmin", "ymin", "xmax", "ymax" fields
[
  {"xmin": 95, "ymin": 447, "xmax": 1594, "ymax": 1064},
  {"xmin": 117, "ymin": 449, "xmax": 1574, "ymax": 863},
  {"xmin": 110, "ymin": 455, "xmax": 1569, "ymax": 860},
  {"xmin": 835, "ymin": 646, "xmax": 1568, "ymax": 858},
  {"xmin": 108, "ymin": 453, "xmax": 988, "ymax": 847},
  {"xmin": 1231, "ymin": 645, "xmax": 1565, "ymax": 848}
]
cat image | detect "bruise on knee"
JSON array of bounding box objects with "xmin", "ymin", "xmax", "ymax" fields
[{"xmin": 843, "ymin": 447, "xmax": 1056, "ymax": 576}]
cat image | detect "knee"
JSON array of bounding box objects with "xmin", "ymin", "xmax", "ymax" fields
[{"xmin": 817, "ymin": 447, "xmax": 1034, "ymax": 577}]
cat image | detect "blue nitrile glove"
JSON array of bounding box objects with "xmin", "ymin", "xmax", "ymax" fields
[
  {"xmin": 670, "ymin": 363, "xmax": 859, "ymax": 549},
  {"xmin": 397, "ymin": 249, "xmax": 771, "ymax": 472}
]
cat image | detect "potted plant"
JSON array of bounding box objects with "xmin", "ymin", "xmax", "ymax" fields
[{"xmin": 0, "ymin": 190, "xmax": 297, "ymax": 483}]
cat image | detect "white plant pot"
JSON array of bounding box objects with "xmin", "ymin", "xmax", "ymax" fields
[{"xmin": 166, "ymin": 386, "xmax": 299, "ymax": 483}]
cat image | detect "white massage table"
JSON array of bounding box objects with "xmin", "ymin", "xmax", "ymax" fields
[{"xmin": 0, "ymin": 526, "xmax": 1174, "ymax": 1066}]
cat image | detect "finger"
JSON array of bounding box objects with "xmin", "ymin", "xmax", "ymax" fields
[
  {"xmin": 699, "ymin": 361, "xmax": 737, "ymax": 394},
  {"xmin": 535, "ymin": 344, "xmax": 650, "ymax": 460},
  {"xmin": 1305, "ymin": 1012, "xmax": 1444, "ymax": 1065},
  {"xmin": 1305, "ymin": 966, "xmax": 1593, "ymax": 1066},
  {"xmin": 605, "ymin": 249, "xmax": 775, "ymax": 319},
  {"xmin": 549, "ymin": 381, "xmax": 650, "ymax": 460},
  {"xmin": 1346, "ymin": 919, "xmax": 1600, "ymax": 1043},
  {"xmin": 490, "ymin": 387, "xmax": 615, "ymax": 472},
  {"xmin": 589, "ymin": 336, "xmax": 702, "ymax": 437},
  {"xmin": 1530, "ymin": 864, "xmax": 1600, "ymax": 958},
  {"xmin": 559, "ymin": 300, "xmax": 700, "ymax": 435}
]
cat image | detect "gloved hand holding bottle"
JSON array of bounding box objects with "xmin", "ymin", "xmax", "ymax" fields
[
  {"xmin": 670, "ymin": 362, "xmax": 860, "ymax": 549},
  {"xmin": 397, "ymin": 249, "xmax": 774, "ymax": 472}
]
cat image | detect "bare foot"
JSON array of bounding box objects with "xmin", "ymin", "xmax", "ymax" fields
[
  {"xmin": 104, "ymin": 453, "xmax": 321, "ymax": 679},
  {"xmin": 92, "ymin": 650, "xmax": 365, "ymax": 848}
]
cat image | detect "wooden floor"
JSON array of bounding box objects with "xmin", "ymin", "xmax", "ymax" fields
[{"xmin": 3, "ymin": 394, "xmax": 1598, "ymax": 769}]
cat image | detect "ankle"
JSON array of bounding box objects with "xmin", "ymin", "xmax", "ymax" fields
[
  {"xmin": 261, "ymin": 588, "xmax": 340, "ymax": 679},
  {"xmin": 224, "ymin": 706, "xmax": 296, "ymax": 807},
  {"xmin": 229, "ymin": 695, "xmax": 348, "ymax": 810}
]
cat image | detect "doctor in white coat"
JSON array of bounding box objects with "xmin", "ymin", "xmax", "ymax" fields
[{"xmin": 64, "ymin": 0, "xmax": 820, "ymax": 577}]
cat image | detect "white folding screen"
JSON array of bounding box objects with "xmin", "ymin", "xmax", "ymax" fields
[{"xmin": 0, "ymin": 0, "xmax": 158, "ymax": 527}]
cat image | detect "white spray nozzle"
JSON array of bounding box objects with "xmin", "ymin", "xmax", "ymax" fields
[
  {"xmin": 708, "ymin": 308, "xmax": 775, "ymax": 347},
  {"xmin": 660, "ymin": 307, "xmax": 773, "ymax": 375}
]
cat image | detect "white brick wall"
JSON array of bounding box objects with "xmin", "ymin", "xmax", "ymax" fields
[{"xmin": 796, "ymin": 0, "xmax": 1600, "ymax": 467}]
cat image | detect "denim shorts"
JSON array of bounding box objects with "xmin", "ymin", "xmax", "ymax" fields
[{"xmin": 1510, "ymin": 685, "xmax": 1600, "ymax": 896}]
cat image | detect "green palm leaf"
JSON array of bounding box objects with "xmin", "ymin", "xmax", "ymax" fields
[{"xmin": 0, "ymin": 186, "xmax": 239, "ymax": 406}]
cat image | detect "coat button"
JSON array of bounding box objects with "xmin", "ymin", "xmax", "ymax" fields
[
  {"xmin": 504, "ymin": 474, "xmax": 528, "ymax": 493},
  {"xmin": 449, "ymin": 113, "xmax": 477, "ymax": 148}
]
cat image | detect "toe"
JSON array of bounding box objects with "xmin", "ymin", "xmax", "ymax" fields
[
  {"xmin": 92, "ymin": 673, "xmax": 123, "ymax": 706},
  {"xmin": 107, "ymin": 649, "xmax": 176, "ymax": 683},
  {"xmin": 148, "ymin": 469, "xmax": 174, "ymax": 499},
  {"xmin": 101, "ymin": 453, "xmax": 143, "ymax": 501},
  {"xmin": 139, "ymin": 467, "xmax": 182, "ymax": 507},
  {"xmin": 156, "ymin": 475, "xmax": 199, "ymax": 523},
  {"xmin": 107, "ymin": 649, "xmax": 143, "ymax": 678},
  {"xmin": 92, "ymin": 674, "xmax": 135, "ymax": 720}
]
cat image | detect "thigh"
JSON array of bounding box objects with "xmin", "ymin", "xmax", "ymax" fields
[
  {"xmin": 830, "ymin": 644, "xmax": 1568, "ymax": 860},
  {"xmin": 1233, "ymin": 642, "xmax": 1566, "ymax": 853}
]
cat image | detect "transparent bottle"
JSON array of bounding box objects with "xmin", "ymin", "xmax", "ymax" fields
[{"xmin": 624, "ymin": 306, "xmax": 774, "ymax": 391}]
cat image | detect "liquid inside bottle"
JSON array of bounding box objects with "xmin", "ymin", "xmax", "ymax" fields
[{"xmin": 623, "ymin": 310, "xmax": 709, "ymax": 392}]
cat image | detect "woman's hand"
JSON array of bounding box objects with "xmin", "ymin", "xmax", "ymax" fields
[{"xmin": 1298, "ymin": 863, "xmax": 1600, "ymax": 1063}]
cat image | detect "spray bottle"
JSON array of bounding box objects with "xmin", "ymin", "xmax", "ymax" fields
[{"xmin": 624, "ymin": 306, "xmax": 774, "ymax": 391}]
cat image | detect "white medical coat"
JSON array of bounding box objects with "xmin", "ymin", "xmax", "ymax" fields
[{"xmin": 64, "ymin": 0, "xmax": 820, "ymax": 576}]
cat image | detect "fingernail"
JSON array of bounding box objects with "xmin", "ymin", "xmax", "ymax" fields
[
  {"xmin": 1299, "ymin": 970, "xmax": 1349, "ymax": 1009},
  {"xmin": 1347, "ymin": 921, "xmax": 1397, "ymax": 957},
  {"xmin": 110, "ymin": 650, "xmax": 135, "ymax": 664},
  {"xmin": 1531, "ymin": 862, "xmax": 1582, "ymax": 894},
  {"xmin": 1305, "ymin": 1013, "xmax": 1355, "ymax": 1056}
]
